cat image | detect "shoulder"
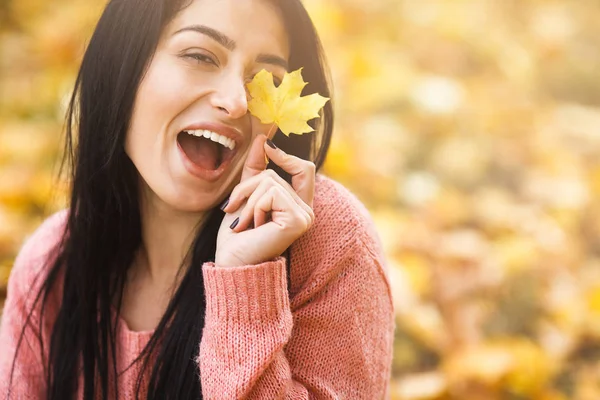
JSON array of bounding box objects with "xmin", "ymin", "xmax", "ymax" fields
[
  {"xmin": 289, "ymin": 173, "xmax": 388, "ymax": 298},
  {"xmin": 7, "ymin": 209, "xmax": 68, "ymax": 301},
  {"xmin": 311, "ymin": 173, "xmax": 384, "ymax": 257}
]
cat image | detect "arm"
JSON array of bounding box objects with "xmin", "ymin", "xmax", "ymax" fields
[
  {"xmin": 0, "ymin": 211, "xmax": 65, "ymax": 400},
  {"xmin": 0, "ymin": 249, "xmax": 48, "ymax": 399},
  {"xmin": 198, "ymin": 241, "xmax": 395, "ymax": 399}
]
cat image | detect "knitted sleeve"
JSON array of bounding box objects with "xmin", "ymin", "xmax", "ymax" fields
[{"xmin": 197, "ymin": 234, "xmax": 395, "ymax": 399}]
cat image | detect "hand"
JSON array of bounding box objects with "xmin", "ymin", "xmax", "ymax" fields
[{"xmin": 214, "ymin": 134, "xmax": 316, "ymax": 267}]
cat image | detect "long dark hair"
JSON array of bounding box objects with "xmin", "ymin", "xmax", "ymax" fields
[{"xmin": 8, "ymin": 0, "xmax": 334, "ymax": 399}]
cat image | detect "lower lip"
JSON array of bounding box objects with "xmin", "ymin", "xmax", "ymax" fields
[{"xmin": 177, "ymin": 141, "xmax": 234, "ymax": 182}]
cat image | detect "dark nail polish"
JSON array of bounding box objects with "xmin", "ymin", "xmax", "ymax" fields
[
  {"xmin": 229, "ymin": 217, "xmax": 239, "ymax": 230},
  {"xmin": 266, "ymin": 139, "xmax": 277, "ymax": 149},
  {"xmin": 219, "ymin": 197, "xmax": 230, "ymax": 211}
]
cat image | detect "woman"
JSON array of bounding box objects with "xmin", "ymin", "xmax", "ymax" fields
[{"xmin": 0, "ymin": 0, "xmax": 394, "ymax": 398}]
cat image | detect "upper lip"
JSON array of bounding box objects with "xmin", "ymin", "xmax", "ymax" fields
[{"xmin": 180, "ymin": 122, "xmax": 244, "ymax": 147}]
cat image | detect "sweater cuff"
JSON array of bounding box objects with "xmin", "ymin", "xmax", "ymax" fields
[{"xmin": 202, "ymin": 256, "xmax": 289, "ymax": 324}]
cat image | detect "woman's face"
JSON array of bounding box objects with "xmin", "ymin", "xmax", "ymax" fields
[{"xmin": 125, "ymin": 0, "xmax": 290, "ymax": 212}]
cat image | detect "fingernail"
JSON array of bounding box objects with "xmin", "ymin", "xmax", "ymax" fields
[
  {"xmin": 266, "ymin": 139, "xmax": 277, "ymax": 149},
  {"xmin": 219, "ymin": 197, "xmax": 230, "ymax": 211},
  {"xmin": 229, "ymin": 217, "xmax": 239, "ymax": 230}
]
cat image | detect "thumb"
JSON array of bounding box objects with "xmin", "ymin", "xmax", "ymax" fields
[{"xmin": 240, "ymin": 134, "xmax": 268, "ymax": 182}]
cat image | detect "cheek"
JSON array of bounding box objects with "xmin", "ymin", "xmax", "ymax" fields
[
  {"xmin": 137, "ymin": 56, "xmax": 189, "ymax": 117},
  {"xmin": 124, "ymin": 59, "xmax": 183, "ymax": 182},
  {"xmin": 126, "ymin": 55, "xmax": 195, "ymax": 157},
  {"xmin": 251, "ymin": 117, "xmax": 277, "ymax": 139}
]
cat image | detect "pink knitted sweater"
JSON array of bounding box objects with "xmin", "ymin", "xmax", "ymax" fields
[{"xmin": 0, "ymin": 173, "xmax": 395, "ymax": 399}]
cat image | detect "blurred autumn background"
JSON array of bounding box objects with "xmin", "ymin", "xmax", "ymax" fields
[{"xmin": 2, "ymin": 0, "xmax": 600, "ymax": 398}]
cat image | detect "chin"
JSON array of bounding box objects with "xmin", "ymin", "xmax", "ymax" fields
[
  {"xmin": 138, "ymin": 176, "xmax": 215, "ymax": 214},
  {"xmin": 169, "ymin": 195, "xmax": 219, "ymax": 214}
]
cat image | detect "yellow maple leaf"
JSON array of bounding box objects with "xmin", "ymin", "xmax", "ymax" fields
[{"xmin": 246, "ymin": 68, "xmax": 329, "ymax": 136}]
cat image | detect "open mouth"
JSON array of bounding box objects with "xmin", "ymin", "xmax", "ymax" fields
[{"xmin": 176, "ymin": 130, "xmax": 237, "ymax": 171}]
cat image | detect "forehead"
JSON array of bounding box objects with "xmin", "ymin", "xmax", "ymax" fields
[{"xmin": 165, "ymin": 0, "xmax": 289, "ymax": 59}]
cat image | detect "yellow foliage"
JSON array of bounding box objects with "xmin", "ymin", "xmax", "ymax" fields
[{"xmin": 444, "ymin": 339, "xmax": 554, "ymax": 397}]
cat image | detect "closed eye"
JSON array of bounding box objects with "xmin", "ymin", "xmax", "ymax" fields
[
  {"xmin": 185, "ymin": 53, "xmax": 217, "ymax": 66},
  {"xmin": 184, "ymin": 53, "xmax": 283, "ymax": 86}
]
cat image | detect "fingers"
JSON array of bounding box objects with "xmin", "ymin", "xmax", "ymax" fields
[
  {"xmin": 224, "ymin": 169, "xmax": 312, "ymax": 216},
  {"xmin": 240, "ymin": 134, "xmax": 269, "ymax": 182},
  {"xmin": 263, "ymin": 140, "xmax": 316, "ymax": 207},
  {"xmin": 231, "ymin": 178, "xmax": 277, "ymax": 231},
  {"xmin": 236, "ymin": 185, "xmax": 312, "ymax": 235},
  {"xmin": 220, "ymin": 185, "xmax": 312, "ymax": 263},
  {"xmin": 229, "ymin": 172, "xmax": 314, "ymax": 232},
  {"xmin": 255, "ymin": 186, "xmax": 313, "ymax": 233},
  {"xmin": 223, "ymin": 134, "xmax": 316, "ymax": 234}
]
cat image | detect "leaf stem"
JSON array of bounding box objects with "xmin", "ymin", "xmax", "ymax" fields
[{"xmin": 267, "ymin": 123, "xmax": 277, "ymax": 138}]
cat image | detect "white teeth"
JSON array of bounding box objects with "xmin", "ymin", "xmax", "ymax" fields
[
  {"xmin": 227, "ymin": 139, "xmax": 235, "ymax": 150},
  {"xmin": 184, "ymin": 129, "xmax": 236, "ymax": 151}
]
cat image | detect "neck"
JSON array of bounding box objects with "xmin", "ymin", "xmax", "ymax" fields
[{"xmin": 136, "ymin": 186, "xmax": 207, "ymax": 286}]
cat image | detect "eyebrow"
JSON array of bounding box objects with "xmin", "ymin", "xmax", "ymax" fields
[{"xmin": 172, "ymin": 24, "xmax": 289, "ymax": 70}]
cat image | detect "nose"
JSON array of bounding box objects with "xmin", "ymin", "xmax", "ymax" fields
[{"xmin": 210, "ymin": 72, "xmax": 249, "ymax": 120}]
